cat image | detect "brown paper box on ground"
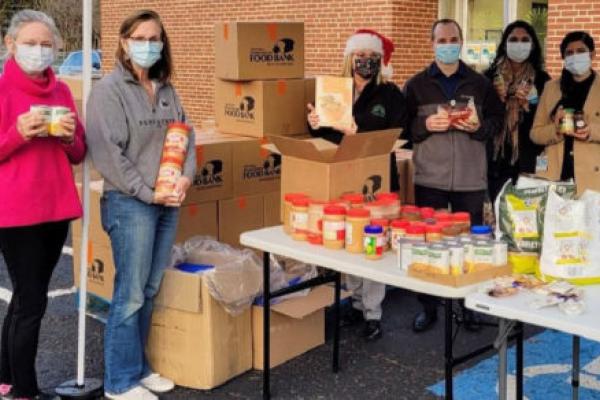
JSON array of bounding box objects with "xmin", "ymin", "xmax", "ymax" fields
[
  {"xmin": 175, "ymin": 202, "xmax": 218, "ymax": 244},
  {"xmin": 267, "ymin": 129, "xmax": 401, "ymax": 215},
  {"xmin": 215, "ymin": 79, "xmax": 308, "ymax": 138},
  {"xmin": 147, "ymin": 276, "xmax": 252, "ymax": 390},
  {"xmin": 218, "ymin": 194, "xmax": 264, "ymax": 248},
  {"xmin": 315, "ymin": 76, "xmax": 353, "ymax": 130},
  {"xmin": 154, "ymin": 268, "xmax": 203, "ymax": 313},
  {"xmin": 73, "ymin": 180, "xmax": 110, "ymax": 248},
  {"xmin": 215, "ymin": 22, "xmax": 304, "ymax": 81},
  {"xmin": 184, "ymin": 135, "xmax": 234, "ymax": 205},
  {"xmin": 263, "ymin": 191, "xmax": 281, "ymax": 227},
  {"xmin": 231, "ymin": 137, "xmax": 281, "ymax": 196},
  {"xmin": 252, "ymin": 285, "xmax": 347, "ymax": 370},
  {"xmin": 73, "ymin": 239, "xmax": 115, "ymax": 301}
]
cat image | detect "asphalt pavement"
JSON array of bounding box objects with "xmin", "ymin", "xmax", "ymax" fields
[{"xmin": 0, "ymin": 233, "xmax": 540, "ymax": 399}]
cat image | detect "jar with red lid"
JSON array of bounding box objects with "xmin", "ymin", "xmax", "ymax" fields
[
  {"xmin": 401, "ymin": 205, "xmax": 421, "ymax": 221},
  {"xmin": 434, "ymin": 212, "xmax": 453, "ymax": 224},
  {"xmin": 405, "ymin": 225, "xmax": 426, "ymax": 241},
  {"xmin": 323, "ymin": 205, "xmax": 347, "ymax": 250},
  {"xmin": 345, "ymin": 208, "xmax": 371, "ymax": 253},
  {"xmin": 452, "ymin": 212, "xmax": 471, "ymax": 235},
  {"xmin": 364, "ymin": 200, "xmax": 388, "ymax": 219},
  {"xmin": 341, "ymin": 193, "xmax": 365, "ymax": 209},
  {"xmin": 425, "ymin": 224, "xmax": 442, "ymax": 242},
  {"xmin": 284, "ymin": 193, "xmax": 309, "ymax": 234},
  {"xmin": 307, "ymin": 200, "xmax": 328, "ymax": 245},
  {"xmin": 291, "ymin": 198, "xmax": 310, "ymax": 241},
  {"xmin": 391, "ymin": 219, "xmax": 410, "ymax": 251},
  {"xmin": 420, "ymin": 207, "xmax": 435, "ymax": 220}
]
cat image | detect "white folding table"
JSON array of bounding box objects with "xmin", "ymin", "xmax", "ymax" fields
[
  {"xmin": 241, "ymin": 226, "xmax": 516, "ymax": 399},
  {"xmin": 465, "ymin": 285, "xmax": 600, "ymax": 400}
]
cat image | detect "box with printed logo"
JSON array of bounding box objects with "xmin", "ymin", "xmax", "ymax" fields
[
  {"xmin": 215, "ymin": 22, "xmax": 304, "ymax": 81},
  {"xmin": 231, "ymin": 137, "xmax": 281, "ymax": 196},
  {"xmin": 215, "ymin": 79, "xmax": 308, "ymax": 138},
  {"xmin": 265, "ymin": 130, "xmax": 402, "ymax": 216},
  {"xmin": 218, "ymin": 195, "xmax": 264, "ymax": 248}
]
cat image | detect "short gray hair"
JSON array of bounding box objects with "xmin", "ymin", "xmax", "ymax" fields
[{"xmin": 6, "ymin": 9, "xmax": 63, "ymax": 49}]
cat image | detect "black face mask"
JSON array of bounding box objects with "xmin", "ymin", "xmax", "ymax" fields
[{"xmin": 354, "ymin": 57, "xmax": 381, "ymax": 80}]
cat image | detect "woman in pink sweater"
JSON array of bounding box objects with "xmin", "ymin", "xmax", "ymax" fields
[{"xmin": 0, "ymin": 10, "xmax": 85, "ymax": 400}]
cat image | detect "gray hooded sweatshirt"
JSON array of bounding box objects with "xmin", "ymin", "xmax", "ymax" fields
[{"xmin": 86, "ymin": 62, "xmax": 196, "ymax": 203}]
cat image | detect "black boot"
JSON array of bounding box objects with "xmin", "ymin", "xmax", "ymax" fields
[
  {"xmin": 412, "ymin": 309, "xmax": 437, "ymax": 333},
  {"xmin": 363, "ymin": 320, "xmax": 383, "ymax": 342},
  {"xmin": 340, "ymin": 307, "xmax": 364, "ymax": 328}
]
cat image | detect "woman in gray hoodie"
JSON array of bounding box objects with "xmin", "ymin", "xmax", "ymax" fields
[{"xmin": 86, "ymin": 10, "xmax": 195, "ymax": 400}]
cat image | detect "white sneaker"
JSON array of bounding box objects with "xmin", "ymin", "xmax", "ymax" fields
[
  {"xmin": 105, "ymin": 385, "xmax": 158, "ymax": 400},
  {"xmin": 141, "ymin": 373, "xmax": 175, "ymax": 393}
]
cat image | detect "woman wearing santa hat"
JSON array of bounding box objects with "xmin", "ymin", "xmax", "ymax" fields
[{"xmin": 307, "ymin": 29, "xmax": 407, "ymax": 341}]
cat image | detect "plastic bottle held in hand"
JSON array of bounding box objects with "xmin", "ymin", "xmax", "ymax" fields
[
  {"xmin": 574, "ymin": 111, "xmax": 587, "ymax": 131},
  {"xmin": 155, "ymin": 122, "xmax": 191, "ymax": 197},
  {"xmin": 560, "ymin": 108, "xmax": 575, "ymax": 135}
]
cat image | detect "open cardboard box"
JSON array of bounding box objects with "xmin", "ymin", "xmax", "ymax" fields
[
  {"xmin": 264, "ymin": 129, "xmax": 403, "ymax": 220},
  {"xmin": 408, "ymin": 264, "xmax": 512, "ymax": 287}
]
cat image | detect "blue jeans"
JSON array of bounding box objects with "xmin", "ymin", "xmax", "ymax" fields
[{"xmin": 100, "ymin": 191, "xmax": 179, "ymax": 393}]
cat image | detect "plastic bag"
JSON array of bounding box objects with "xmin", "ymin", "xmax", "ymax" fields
[
  {"xmin": 495, "ymin": 177, "xmax": 576, "ymax": 274},
  {"xmin": 540, "ymin": 190, "xmax": 600, "ymax": 285},
  {"xmin": 170, "ymin": 236, "xmax": 263, "ymax": 316},
  {"xmin": 255, "ymin": 256, "xmax": 318, "ymax": 306}
]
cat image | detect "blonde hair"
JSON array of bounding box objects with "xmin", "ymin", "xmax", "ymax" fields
[{"xmin": 341, "ymin": 53, "xmax": 386, "ymax": 85}]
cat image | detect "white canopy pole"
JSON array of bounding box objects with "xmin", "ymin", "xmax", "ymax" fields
[
  {"xmin": 57, "ymin": 0, "xmax": 103, "ymax": 397},
  {"xmin": 77, "ymin": 0, "xmax": 93, "ymax": 385}
]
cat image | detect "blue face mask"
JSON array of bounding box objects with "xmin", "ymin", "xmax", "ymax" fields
[
  {"xmin": 565, "ymin": 52, "xmax": 592, "ymax": 76},
  {"xmin": 127, "ymin": 40, "xmax": 163, "ymax": 69},
  {"xmin": 435, "ymin": 44, "xmax": 461, "ymax": 65}
]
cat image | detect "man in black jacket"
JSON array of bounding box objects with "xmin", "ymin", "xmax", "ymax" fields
[{"xmin": 404, "ymin": 19, "xmax": 504, "ymax": 333}]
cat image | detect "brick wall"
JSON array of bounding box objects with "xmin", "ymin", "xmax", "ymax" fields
[
  {"xmin": 100, "ymin": 0, "xmax": 437, "ymax": 127},
  {"xmin": 546, "ymin": 0, "xmax": 600, "ymax": 77}
]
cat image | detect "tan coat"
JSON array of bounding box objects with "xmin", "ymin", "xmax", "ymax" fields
[{"xmin": 530, "ymin": 74, "xmax": 600, "ymax": 195}]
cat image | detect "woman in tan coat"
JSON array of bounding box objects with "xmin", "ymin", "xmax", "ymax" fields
[{"xmin": 531, "ymin": 31, "xmax": 600, "ymax": 194}]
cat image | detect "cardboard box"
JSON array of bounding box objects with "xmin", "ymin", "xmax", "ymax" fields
[
  {"xmin": 408, "ymin": 264, "xmax": 511, "ymax": 287},
  {"xmin": 185, "ymin": 135, "xmax": 234, "ymax": 204},
  {"xmin": 218, "ymin": 195, "xmax": 264, "ymax": 247},
  {"xmin": 315, "ymin": 76, "xmax": 353, "ymax": 129},
  {"xmin": 175, "ymin": 202, "xmax": 218, "ymax": 243},
  {"xmin": 305, "ymin": 77, "xmax": 315, "ymax": 106},
  {"xmin": 215, "ymin": 79, "xmax": 308, "ymax": 138},
  {"xmin": 73, "ymin": 239, "xmax": 115, "ymax": 301},
  {"xmin": 268, "ymin": 130, "xmax": 401, "ymax": 212},
  {"xmin": 263, "ymin": 191, "xmax": 281, "ymax": 227},
  {"xmin": 72, "ymin": 180, "xmax": 110, "ymax": 248},
  {"xmin": 148, "ymin": 273, "xmax": 252, "ymax": 389},
  {"xmin": 396, "ymin": 149, "xmax": 415, "ymax": 205},
  {"xmin": 252, "ymin": 285, "xmax": 339, "ymax": 370},
  {"xmin": 232, "ymin": 138, "xmax": 281, "ymax": 196},
  {"xmin": 215, "ymin": 22, "xmax": 304, "ymax": 81}
]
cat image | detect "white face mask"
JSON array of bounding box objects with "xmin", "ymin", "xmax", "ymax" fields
[
  {"xmin": 506, "ymin": 42, "xmax": 532, "ymax": 63},
  {"xmin": 15, "ymin": 44, "xmax": 55, "ymax": 74},
  {"xmin": 565, "ymin": 52, "xmax": 592, "ymax": 76}
]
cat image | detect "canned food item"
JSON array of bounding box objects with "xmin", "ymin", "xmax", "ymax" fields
[
  {"xmin": 493, "ymin": 240, "xmax": 508, "ymax": 267},
  {"xmin": 400, "ymin": 240, "xmax": 417, "ymax": 271},
  {"xmin": 49, "ymin": 106, "xmax": 71, "ymax": 136},
  {"xmin": 449, "ymin": 245, "xmax": 465, "ymax": 276},
  {"xmin": 155, "ymin": 122, "xmax": 191, "ymax": 197},
  {"xmin": 574, "ymin": 110, "xmax": 587, "ymax": 131},
  {"xmin": 472, "ymin": 241, "xmax": 494, "ymax": 272},
  {"xmin": 428, "ymin": 244, "xmax": 450, "ymax": 274},
  {"xmin": 411, "ymin": 243, "xmax": 429, "ymax": 268},
  {"xmin": 30, "ymin": 105, "xmax": 51, "ymax": 137}
]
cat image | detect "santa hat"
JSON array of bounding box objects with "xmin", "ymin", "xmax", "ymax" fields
[{"xmin": 344, "ymin": 29, "xmax": 395, "ymax": 78}]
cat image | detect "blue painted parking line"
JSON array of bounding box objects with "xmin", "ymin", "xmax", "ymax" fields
[{"xmin": 428, "ymin": 330, "xmax": 600, "ymax": 399}]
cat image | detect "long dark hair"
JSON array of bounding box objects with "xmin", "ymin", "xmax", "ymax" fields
[
  {"xmin": 558, "ymin": 31, "xmax": 596, "ymax": 107},
  {"xmin": 116, "ymin": 9, "xmax": 173, "ymax": 83},
  {"xmin": 489, "ymin": 20, "xmax": 544, "ymax": 74}
]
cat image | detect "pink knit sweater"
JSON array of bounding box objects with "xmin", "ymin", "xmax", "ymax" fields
[{"xmin": 0, "ymin": 58, "xmax": 86, "ymax": 228}]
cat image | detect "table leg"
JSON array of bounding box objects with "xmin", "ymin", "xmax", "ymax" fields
[
  {"xmin": 516, "ymin": 322, "xmax": 524, "ymax": 400},
  {"xmin": 498, "ymin": 318, "xmax": 508, "ymax": 400},
  {"xmin": 263, "ymin": 252, "xmax": 271, "ymax": 400},
  {"xmin": 333, "ymin": 271, "xmax": 341, "ymax": 373},
  {"xmin": 445, "ymin": 299, "xmax": 453, "ymax": 400},
  {"xmin": 572, "ymin": 335, "xmax": 580, "ymax": 400}
]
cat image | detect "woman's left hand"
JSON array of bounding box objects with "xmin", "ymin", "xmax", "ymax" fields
[
  {"xmin": 59, "ymin": 112, "xmax": 76, "ymax": 144},
  {"xmin": 165, "ymin": 176, "xmax": 192, "ymax": 207}
]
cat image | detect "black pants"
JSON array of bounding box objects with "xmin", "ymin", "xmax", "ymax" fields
[
  {"xmin": 0, "ymin": 221, "xmax": 68, "ymax": 397},
  {"xmin": 414, "ymin": 185, "xmax": 485, "ymax": 314}
]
